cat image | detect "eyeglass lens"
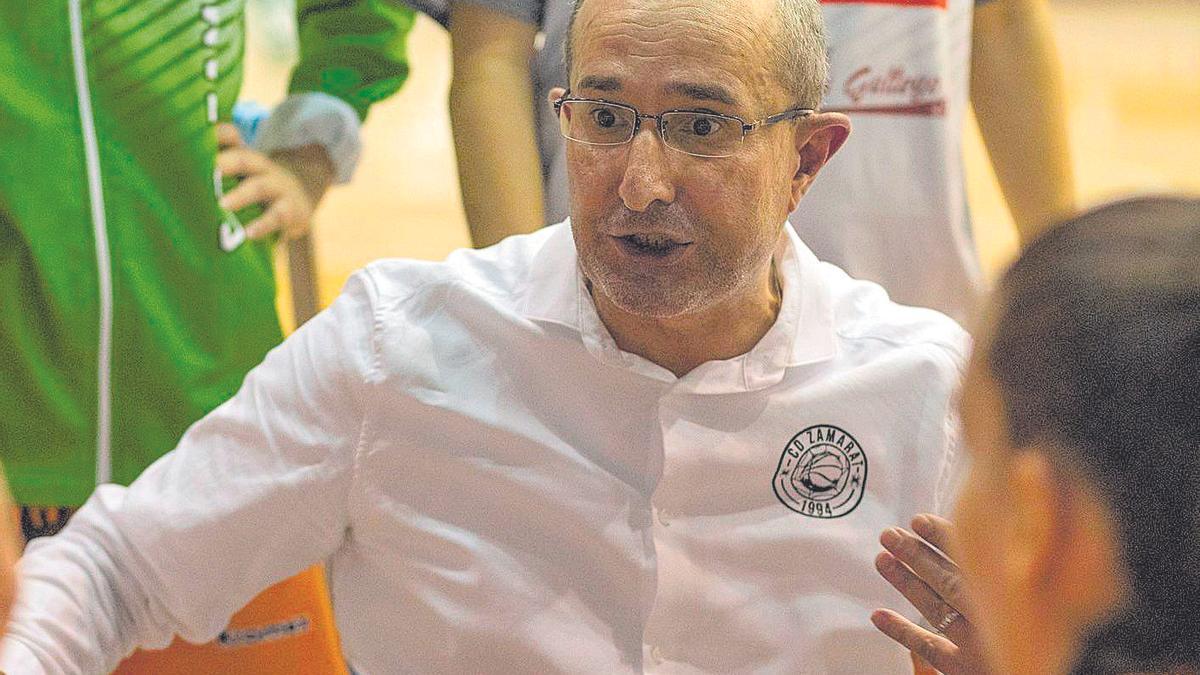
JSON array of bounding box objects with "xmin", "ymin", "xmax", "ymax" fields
[{"xmin": 558, "ymin": 100, "xmax": 742, "ymax": 157}]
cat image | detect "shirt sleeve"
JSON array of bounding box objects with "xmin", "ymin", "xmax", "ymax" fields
[
  {"xmin": 0, "ymin": 272, "xmax": 380, "ymax": 674},
  {"xmin": 253, "ymin": 92, "xmax": 364, "ymax": 184},
  {"xmin": 289, "ymin": 0, "xmax": 418, "ymax": 121},
  {"xmin": 930, "ymin": 345, "xmax": 969, "ymax": 517}
]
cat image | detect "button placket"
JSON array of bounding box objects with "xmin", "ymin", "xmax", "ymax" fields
[
  {"xmin": 652, "ymin": 395, "xmax": 681, "ymax": 525},
  {"xmin": 643, "ymin": 394, "xmax": 685, "ymax": 669}
]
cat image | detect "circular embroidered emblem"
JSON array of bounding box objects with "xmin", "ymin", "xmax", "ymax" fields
[{"xmin": 773, "ymin": 424, "xmax": 868, "ymax": 519}]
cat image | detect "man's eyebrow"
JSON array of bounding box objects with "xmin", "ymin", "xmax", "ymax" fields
[
  {"xmin": 577, "ymin": 75, "xmax": 622, "ymax": 92},
  {"xmin": 574, "ymin": 77, "xmax": 739, "ymax": 106},
  {"xmin": 667, "ymin": 82, "xmax": 738, "ymax": 107}
]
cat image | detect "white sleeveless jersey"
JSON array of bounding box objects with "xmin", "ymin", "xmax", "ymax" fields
[{"xmin": 796, "ymin": 0, "xmax": 984, "ymax": 324}]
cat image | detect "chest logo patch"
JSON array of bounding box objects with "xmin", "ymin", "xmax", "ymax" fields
[{"xmin": 774, "ymin": 425, "xmax": 868, "ymax": 519}]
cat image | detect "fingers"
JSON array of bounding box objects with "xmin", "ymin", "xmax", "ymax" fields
[
  {"xmin": 220, "ymin": 176, "xmax": 302, "ymax": 240},
  {"xmin": 244, "ymin": 205, "xmax": 284, "ymax": 240},
  {"xmin": 871, "ymin": 609, "xmax": 962, "ymax": 675},
  {"xmin": 216, "ymin": 122, "xmax": 244, "ymax": 150},
  {"xmin": 219, "ymin": 175, "xmax": 272, "ymax": 213},
  {"xmin": 912, "ymin": 513, "xmax": 956, "ymax": 557},
  {"xmin": 245, "ymin": 198, "xmax": 312, "ymax": 240},
  {"xmin": 218, "ymin": 171, "xmax": 310, "ymax": 240},
  {"xmin": 881, "ymin": 526, "xmax": 969, "ymax": 612},
  {"xmin": 874, "ymin": 549, "xmax": 973, "ymax": 648},
  {"xmin": 216, "ymin": 146, "xmax": 271, "ymax": 179},
  {"xmin": 910, "ymin": 651, "xmax": 939, "ymax": 675},
  {"xmin": 215, "ymin": 147, "xmax": 315, "ymax": 240}
]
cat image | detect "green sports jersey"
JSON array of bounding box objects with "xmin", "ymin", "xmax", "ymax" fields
[{"xmin": 0, "ymin": 0, "xmax": 415, "ymax": 505}]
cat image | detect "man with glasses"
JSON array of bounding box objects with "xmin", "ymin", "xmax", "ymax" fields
[
  {"xmin": 1, "ymin": 0, "xmax": 965, "ymax": 672},
  {"xmin": 421, "ymin": 0, "xmax": 1072, "ymax": 325}
]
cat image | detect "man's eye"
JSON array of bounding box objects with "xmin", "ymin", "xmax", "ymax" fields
[
  {"xmin": 591, "ymin": 108, "xmax": 618, "ymax": 128},
  {"xmin": 690, "ymin": 116, "xmax": 719, "ymax": 136}
]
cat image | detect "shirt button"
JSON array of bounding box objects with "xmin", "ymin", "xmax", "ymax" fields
[
  {"xmin": 204, "ymin": 59, "xmax": 219, "ymax": 81},
  {"xmin": 655, "ymin": 508, "xmax": 671, "ymax": 527},
  {"xmin": 201, "ymin": 4, "xmax": 220, "ymax": 24},
  {"xmin": 202, "ymin": 27, "xmax": 220, "ymax": 47},
  {"xmin": 650, "ymin": 645, "xmax": 665, "ymax": 664}
]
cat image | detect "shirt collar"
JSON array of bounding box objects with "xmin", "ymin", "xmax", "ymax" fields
[
  {"xmin": 518, "ymin": 220, "xmax": 584, "ymax": 329},
  {"xmin": 519, "ymin": 220, "xmax": 838, "ymax": 392}
]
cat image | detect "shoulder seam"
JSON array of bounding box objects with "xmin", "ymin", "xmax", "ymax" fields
[{"xmin": 835, "ymin": 328, "xmax": 968, "ymax": 363}]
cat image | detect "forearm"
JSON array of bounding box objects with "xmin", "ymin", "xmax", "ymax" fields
[
  {"xmin": 972, "ymin": 0, "xmax": 1075, "ymax": 244},
  {"xmin": 450, "ymin": 67, "xmax": 545, "ymax": 247},
  {"xmin": 1, "ymin": 487, "xmax": 185, "ymax": 673},
  {"xmin": 449, "ymin": 3, "xmax": 544, "ymax": 248}
]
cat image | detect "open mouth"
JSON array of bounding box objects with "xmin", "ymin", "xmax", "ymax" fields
[{"xmin": 615, "ymin": 233, "xmax": 692, "ymax": 257}]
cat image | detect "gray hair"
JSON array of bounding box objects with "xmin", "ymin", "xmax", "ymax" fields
[{"xmin": 563, "ymin": 0, "xmax": 829, "ymax": 109}]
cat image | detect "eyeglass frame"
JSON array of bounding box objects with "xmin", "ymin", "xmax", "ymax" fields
[{"xmin": 552, "ymin": 92, "xmax": 816, "ymax": 158}]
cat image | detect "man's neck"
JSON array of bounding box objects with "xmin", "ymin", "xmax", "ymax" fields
[{"xmin": 591, "ymin": 262, "xmax": 783, "ymax": 378}]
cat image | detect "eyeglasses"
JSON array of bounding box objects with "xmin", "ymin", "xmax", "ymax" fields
[{"xmin": 553, "ymin": 94, "xmax": 814, "ymax": 158}]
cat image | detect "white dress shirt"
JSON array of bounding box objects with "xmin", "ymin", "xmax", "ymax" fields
[{"xmin": 2, "ymin": 222, "xmax": 967, "ymax": 674}]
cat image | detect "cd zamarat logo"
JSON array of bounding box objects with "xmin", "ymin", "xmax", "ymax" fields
[{"xmin": 773, "ymin": 425, "xmax": 868, "ymax": 519}]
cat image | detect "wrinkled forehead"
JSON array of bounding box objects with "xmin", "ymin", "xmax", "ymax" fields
[{"xmin": 570, "ymin": 0, "xmax": 779, "ymax": 103}]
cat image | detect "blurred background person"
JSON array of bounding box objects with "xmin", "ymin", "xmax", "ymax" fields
[
  {"xmin": 0, "ymin": 1, "xmax": 414, "ymax": 671},
  {"xmin": 394, "ymin": 0, "xmax": 560, "ymax": 247},
  {"xmin": 403, "ymin": 0, "xmax": 1074, "ymax": 325},
  {"xmin": 873, "ymin": 196, "xmax": 1200, "ymax": 674}
]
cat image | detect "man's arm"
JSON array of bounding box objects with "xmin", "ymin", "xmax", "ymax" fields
[
  {"xmin": 971, "ymin": 0, "xmax": 1076, "ymax": 245},
  {"xmin": 0, "ymin": 273, "xmax": 379, "ymax": 673},
  {"xmin": 289, "ymin": 0, "xmax": 416, "ymax": 123},
  {"xmin": 224, "ymin": 2, "xmax": 416, "ymax": 241},
  {"xmin": 448, "ymin": 2, "xmax": 545, "ymax": 248},
  {"xmin": 254, "ymin": 0, "xmax": 417, "ymax": 186}
]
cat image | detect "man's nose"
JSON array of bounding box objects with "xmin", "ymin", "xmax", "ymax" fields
[{"xmin": 618, "ymin": 122, "xmax": 676, "ymax": 212}]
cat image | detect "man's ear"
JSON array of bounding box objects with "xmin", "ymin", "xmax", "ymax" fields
[
  {"xmin": 1003, "ymin": 450, "xmax": 1060, "ymax": 589},
  {"xmin": 788, "ymin": 112, "xmax": 851, "ymax": 212},
  {"xmin": 548, "ymin": 86, "xmax": 567, "ymax": 109},
  {"xmin": 1005, "ymin": 448, "xmax": 1128, "ymax": 629}
]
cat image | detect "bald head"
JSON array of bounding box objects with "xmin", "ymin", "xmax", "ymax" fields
[{"xmin": 563, "ymin": 0, "xmax": 828, "ymax": 109}]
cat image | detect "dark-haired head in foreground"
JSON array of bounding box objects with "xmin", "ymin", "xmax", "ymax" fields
[{"xmin": 956, "ymin": 196, "xmax": 1200, "ymax": 675}]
